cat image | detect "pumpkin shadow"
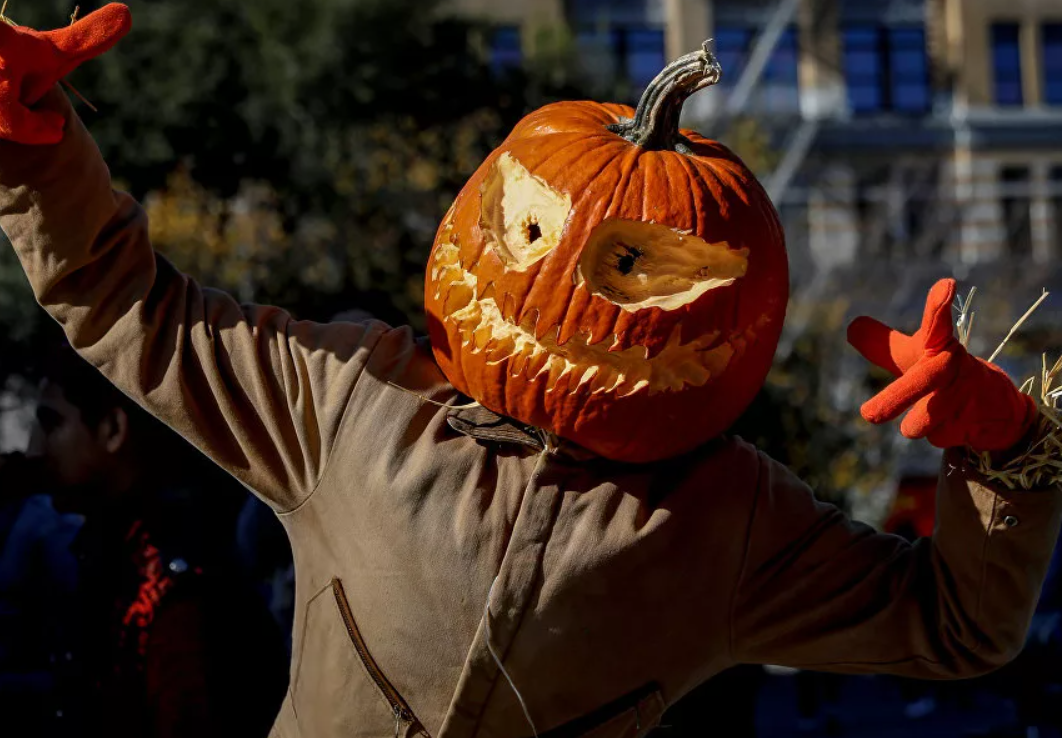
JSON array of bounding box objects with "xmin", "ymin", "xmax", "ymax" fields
[{"xmin": 425, "ymin": 310, "xmax": 451, "ymax": 362}]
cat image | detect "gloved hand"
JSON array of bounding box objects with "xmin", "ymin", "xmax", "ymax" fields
[
  {"xmin": 847, "ymin": 278, "xmax": 1038, "ymax": 452},
  {"xmin": 0, "ymin": 3, "xmax": 131, "ymax": 145}
]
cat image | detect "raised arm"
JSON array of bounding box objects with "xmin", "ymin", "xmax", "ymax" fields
[{"xmin": 0, "ymin": 8, "xmax": 390, "ymax": 511}]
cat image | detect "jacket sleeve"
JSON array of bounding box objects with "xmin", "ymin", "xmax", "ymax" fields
[
  {"xmin": 0, "ymin": 89, "xmax": 390, "ymax": 512},
  {"xmin": 730, "ymin": 449, "xmax": 1062, "ymax": 678}
]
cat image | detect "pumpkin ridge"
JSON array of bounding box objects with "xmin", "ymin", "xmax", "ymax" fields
[
  {"xmin": 551, "ymin": 140, "xmax": 632, "ymax": 348},
  {"xmin": 516, "ymin": 130, "xmax": 609, "ymax": 186},
  {"xmin": 675, "ymin": 151, "xmax": 712, "ymax": 235},
  {"xmin": 600, "ymin": 146, "xmax": 644, "ymax": 348},
  {"xmin": 692, "ymin": 155, "xmax": 748, "ymax": 212}
]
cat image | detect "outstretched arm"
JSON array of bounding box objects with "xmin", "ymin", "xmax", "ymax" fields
[
  {"xmin": 0, "ymin": 9, "xmax": 392, "ymax": 511},
  {"xmin": 731, "ymin": 451, "xmax": 1062, "ymax": 677},
  {"xmin": 731, "ymin": 281, "xmax": 1062, "ymax": 676}
]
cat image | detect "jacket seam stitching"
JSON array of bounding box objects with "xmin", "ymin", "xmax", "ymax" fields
[
  {"xmin": 969, "ymin": 480, "xmax": 1000, "ymax": 657},
  {"xmin": 467, "ymin": 450, "xmax": 553, "ymax": 738}
]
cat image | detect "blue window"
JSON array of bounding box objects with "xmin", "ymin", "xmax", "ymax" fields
[
  {"xmin": 623, "ymin": 28, "xmax": 666, "ymax": 91},
  {"xmin": 844, "ymin": 26, "xmax": 884, "ymax": 113},
  {"xmin": 713, "ymin": 26, "xmax": 800, "ymax": 112},
  {"xmin": 1044, "ymin": 24, "xmax": 1062, "ymax": 105},
  {"xmin": 714, "ymin": 27, "xmax": 753, "ymax": 86},
  {"xmin": 490, "ymin": 27, "xmax": 522, "ymax": 74},
  {"xmin": 762, "ymin": 28, "xmax": 801, "ymax": 110},
  {"xmin": 1052, "ymin": 167, "xmax": 1062, "ymax": 253},
  {"xmin": 574, "ymin": 25, "xmax": 666, "ymax": 97},
  {"xmin": 889, "ymin": 28, "xmax": 930, "ymax": 112},
  {"xmin": 991, "ymin": 23, "xmax": 1024, "ymax": 106},
  {"xmin": 843, "ymin": 25, "xmax": 930, "ymax": 114}
]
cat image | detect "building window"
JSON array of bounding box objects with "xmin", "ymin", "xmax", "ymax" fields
[
  {"xmin": 1001, "ymin": 166, "xmax": 1032, "ymax": 256},
  {"xmin": 490, "ymin": 26, "xmax": 522, "ymax": 74},
  {"xmin": 761, "ymin": 28, "xmax": 801, "ymax": 112},
  {"xmin": 889, "ymin": 28, "xmax": 930, "ymax": 112},
  {"xmin": 620, "ymin": 28, "xmax": 666, "ymax": 92},
  {"xmin": 1052, "ymin": 166, "xmax": 1062, "ymax": 253},
  {"xmin": 714, "ymin": 27, "xmax": 753, "ymax": 86},
  {"xmin": 844, "ymin": 26, "xmax": 883, "ymax": 113},
  {"xmin": 1044, "ymin": 24, "xmax": 1062, "ymax": 105},
  {"xmin": 991, "ymin": 23, "xmax": 1024, "ymax": 106},
  {"xmin": 713, "ymin": 26, "xmax": 800, "ymax": 113},
  {"xmin": 574, "ymin": 26, "xmax": 666, "ymax": 98},
  {"xmin": 843, "ymin": 26, "xmax": 930, "ymax": 115}
]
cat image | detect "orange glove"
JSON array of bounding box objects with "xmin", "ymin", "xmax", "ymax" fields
[
  {"xmin": 847, "ymin": 278, "xmax": 1038, "ymax": 452},
  {"xmin": 0, "ymin": 3, "xmax": 131, "ymax": 145}
]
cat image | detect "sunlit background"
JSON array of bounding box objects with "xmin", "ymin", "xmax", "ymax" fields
[{"xmin": 1, "ymin": 1, "xmax": 1061, "ymax": 735}]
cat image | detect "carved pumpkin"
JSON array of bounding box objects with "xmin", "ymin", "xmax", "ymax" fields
[{"xmin": 425, "ymin": 43, "xmax": 789, "ymax": 462}]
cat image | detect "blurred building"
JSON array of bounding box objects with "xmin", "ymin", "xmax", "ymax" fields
[
  {"xmin": 446, "ymin": 0, "xmax": 1062, "ymax": 517},
  {"xmin": 447, "ymin": 0, "xmax": 1062, "ymax": 316}
]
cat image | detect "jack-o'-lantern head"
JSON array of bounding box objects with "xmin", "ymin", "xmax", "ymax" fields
[{"xmin": 425, "ymin": 43, "xmax": 788, "ymax": 463}]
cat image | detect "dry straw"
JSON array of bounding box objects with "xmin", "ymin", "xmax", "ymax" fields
[{"xmin": 957, "ymin": 288, "xmax": 1062, "ymax": 490}]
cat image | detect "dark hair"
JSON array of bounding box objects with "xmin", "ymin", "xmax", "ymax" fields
[
  {"xmin": 43, "ymin": 345, "xmax": 151, "ymax": 431},
  {"xmin": 42, "ymin": 345, "xmax": 223, "ymax": 478}
]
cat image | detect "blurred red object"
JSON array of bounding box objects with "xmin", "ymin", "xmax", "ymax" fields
[{"xmin": 884, "ymin": 475, "xmax": 938, "ymax": 540}]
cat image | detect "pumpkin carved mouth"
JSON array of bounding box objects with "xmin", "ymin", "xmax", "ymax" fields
[{"xmin": 431, "ymin": 238, "xmax": 739, "ymax": 397}]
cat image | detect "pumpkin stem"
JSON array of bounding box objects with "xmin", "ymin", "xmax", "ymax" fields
[{"xmin": 608, "ymin": 40, "xmax": 722, "ymax": 152}]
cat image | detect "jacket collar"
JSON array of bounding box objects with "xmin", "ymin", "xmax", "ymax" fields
[{"xmin": 446, "ymin": 405, "xmax": 598, "ymax": 462}]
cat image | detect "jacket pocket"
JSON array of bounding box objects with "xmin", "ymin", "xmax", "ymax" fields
[
  {"xmin": 331, "ymin": 578, "xmax": 428, "ymax": 736},
  {"xmin": 291, "ymin": 578, "xmax": 429, "ymax": 737}
]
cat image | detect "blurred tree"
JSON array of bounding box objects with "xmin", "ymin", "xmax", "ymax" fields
[
  {"xmin": 0, "ymin": 0, "xmax": 595, "ymax": 334},
  {"xmin": 719, "ymin": 116, "xmax": 781, "ymax": 177},
  {"xmin": 731, "ymin": 298, "xmax": 897, "ymax": 511}
]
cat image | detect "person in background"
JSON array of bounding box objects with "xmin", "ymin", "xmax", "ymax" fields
[
  {"xmin": 235, "ymin": 495, "xmax": 296, "ymax": 654},
  {"xmin": 33, "ymin": 347, "xmax": 289, "ymax": 738},
  {"xmin": 0, "ymin": 451, "xmax": 81, "ymax": 736}
]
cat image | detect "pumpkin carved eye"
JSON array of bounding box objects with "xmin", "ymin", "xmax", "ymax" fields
[
  {"xmin": 577, "ymin": 219, "xmax": 749, "ymax": 312},
  {"xmin": 480, "ymin": 152, "xmax": 572, "ymax": 271}
]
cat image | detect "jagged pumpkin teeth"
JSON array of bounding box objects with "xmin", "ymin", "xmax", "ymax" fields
[
  {"xmin": 424, "ymin": 43, "xmax": 789, "ymax": 462},
  {"xmin": 544, "ymin": 356, "xmax": 574, "ymax": 385},
  {"xmin": 443, "ymin": 282, "xmax": 474, "ymax": 314},
  {"xmin": 473, "ymin": 326, "xmax": 493, "ymax": 351},
  {"xmin": 624, "ymin": 379, "xmax": 651, "ymax": 398},
  {"xmin": 487, "ymin": 337, "xmax": 515, "ymax": 363},
  {"xmin": 526, "ymin": 349, "xmax": 550, "ymax": 378},
  {"xmin": 589, "ymin": 369, "xmax": 617, "ymax": 394},
  {"xmin": 574, "ymin": 365, "xmax": 598, "ymax": 388},
  {"xmin": 509, "ymin": 351, "xmax": 531, "ymax": 377}
]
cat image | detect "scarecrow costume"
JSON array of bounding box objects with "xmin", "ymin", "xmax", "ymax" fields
[{"xmin": 1, "ymin": 7, "xmax": 1060, "ymax": 738}]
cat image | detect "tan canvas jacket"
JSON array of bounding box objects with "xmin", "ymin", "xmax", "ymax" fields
[{"xmin": 2, "ymin": 91, "xmax": 1061, "ymax": 738}]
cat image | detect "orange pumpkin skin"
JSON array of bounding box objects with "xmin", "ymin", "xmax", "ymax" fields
[{"xmin": 425, "ymin": 54, "xmax": 788, "ymax": 462}]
